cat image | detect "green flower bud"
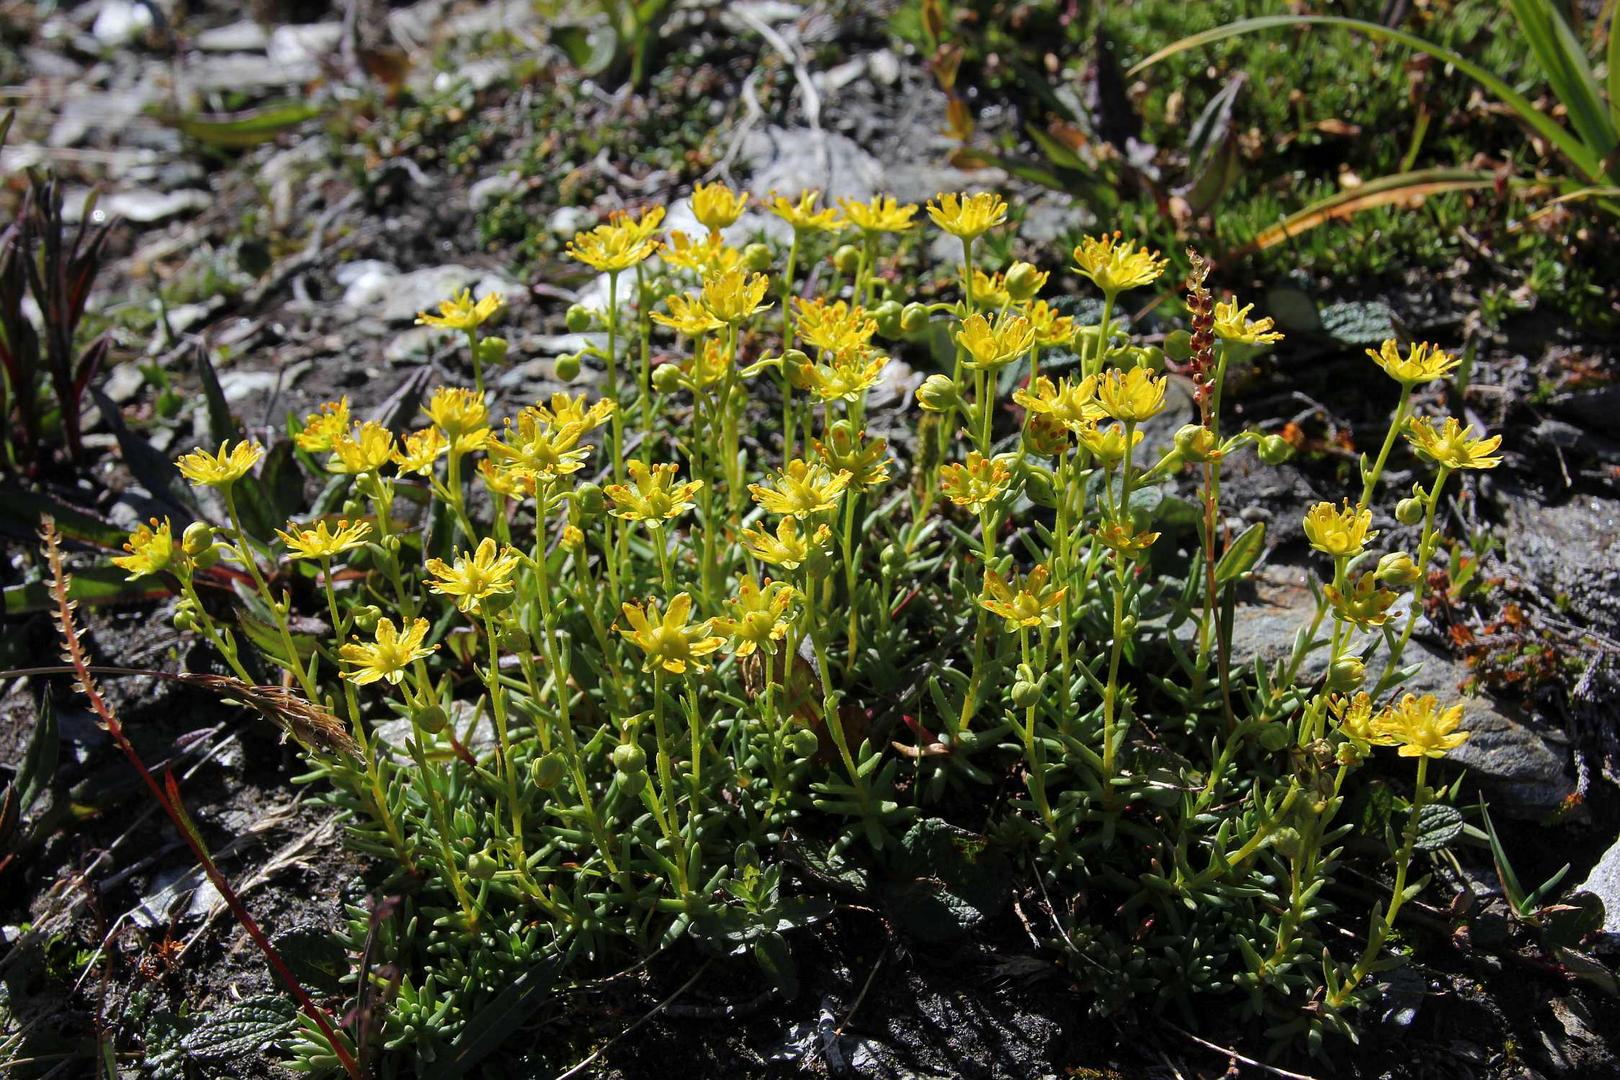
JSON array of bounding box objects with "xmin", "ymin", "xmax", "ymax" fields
[
  {"xmin": 172, "ymin": 604, "xmax": 197, "ymax": 632},
  {"xmin": 565, "ymin": 304, "xmax": 594, "ymax": 333},
  {"xmin": 1268, "ymin": 827, "xmax": 1302, "ymax": 860},
  {"xmin": 1395, "ymin": 497, "xmax": 1425, "ymax": 526},
  {"xmin": 612, "ymin": 742, "xmax": 647, "ymax": 774},
  {"xmin": 880, "ymin": 543, "xmax": 905, "ymax": 577},
  {"xmin": 734, "ymin": 840, "xmax": 760, "ymax": 870},
  {"xmin": 618, "ymin": 769, "xmax": 647, "ymax": 795},
  {"xmin": 1162, "ymin": 328, "xmax": 1193, "ymax": 364},
  {"xmin": 899, "ymin": 302, "xmax": 930, "ymax": 334},
  {"xmin": 833, "ymin": 244, "xmax": 860, "ymax": 275},
  {"xmin": 414, "ymin": 704, "xmax": 448, "ymax": 735},
  {"xmin": 467, "ymin": 851, "xmax": 498, "ymax": 880},
  {"xmin": 872, "ymin": 299, "xmax": 903, "ymax": 337},
  {"xmin": 531, "ymin": 752, "xmax": 566, "ymax": 789},
  {"xmin": 575, "ymin": 482, "xmax": 606, "ymax": 517},
  {"xmin": 1327, "ymin": 657, "xmax": 1366, "ymax": 692},
  {"xmin": 788, "ymin": 727, "xmax": 821, "ymax": 759},
  {"xmin": 1174, "ymin": 424, "xmax": 1218, "ymax": 463},
  {"xmin": 1256, "ymin": 723, "xmax": 1292, "ymax": 752},
  {"xmin": 476, "ymin": 335, "xmax": 508, "ymax": 368},
  {"xmin": 915, "ymin": 373, "xmax": 961, "ymax": 413},
  {"xmin": 190, "ymin": 544, "xmax": 221, "ymax": 571},
  {"xmin": 1376, "ymin": 551, "xmax": 1422, "ymax": 588},
  {"xmin": 354, "ymin": 604, "xmax": 383, "ymax": 632},
  {"xmin": 742, "ymin": 242, "xmax": 773, "ymax": 272},
  {"xmin": 553, "ymin": 352, "xmax": 581, "ymax": 382},
  {"xmin": 1004, "ymin": 261, "xmax": 1043, "ymax": 303},
  {"xmin": 1010, "ymin": 679, "xmax": 1041, "ymax": 710},
  {"xmin": 478, "ymin": 590, "xmax": 516, "ymax": 616},
  {"xmin": 497, "ymin": 623, "xmax": 531, "ymax": 654},
  {"xmin": 651, "ymin": 362, "xmax": 684, "ymax": 395},
  {"xmin": 1022, "ymin": 466, "xmax": 1057, "ymax": 508},
  {"xmin": 181, "ymin": 521, "xmax": 215, "ymax": 556},
  {"xmin": 1257, "ymin": 434, "xmax": 1293, "ymax": 466}
]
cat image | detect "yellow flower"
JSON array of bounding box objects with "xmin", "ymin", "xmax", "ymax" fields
[
  {"xmin": 1324, "ymin": 572, "xmax": 1398, "ymax": 630},
  {"xmin": 978, "ymin": 564, "xmax": 1065, "ymax": 631},
  {"xmin": 1095, "ymin": 521, "xmax": 1160, "ymax": 556},
  {"xmin": 1405, "ymin": 416, "xmax": 1502, "ymax": 471},
  {"xmin": 799, "ymin": 350, "xmax": 889, "ymax": 404},
  {"xmin": 566, "ymin": 207, "xmax": 666, "ymax": 272},
  {"xmin": 393, "ymin": 427, "xmax": 448, "ymax": 475},
  {"xmin": 956, "ymin": 311, "xmax": 1035, "ymax": 370},
  {"xmin": 1014, "ymin": 375, "xmax": 1104, "ymax": 431},
  {"xmin": 488, "ymin": 414, "xmax": 591, "ymax": 481},
  {"xmin": 652, "ymin": 292, "xmax": 726, "ymax": 337},
  {"xmin": 113, "ymin": 517, "xmax": 182, "ymax": 579},
  {"xmin": 927, "ymin": 191, "xmax": 1008, "ymax": 241},
  {"xmin": 605, "ymin": 461, "xmax": 703, "ymax": 526},
  {"xmin": 1303, "ymin": 500, "xmax": 1376, "ymax": 558},
  {"xmin": 837, "ymin": 194, "xmax": 919, "ymax": 234},
  {"xmin": 1095, "ymin": 367, "xmax": 1169, "ymax": 423},
  {"xmin": 425, "ymin": 537, "xmax": 523, "ymax": 614},
  {"xmin": 1072, "ymin": 232, "xmax": 1167, "ymax": 294},
  {"xmin": 750, "ymin": 459, "xmax": 852, "ymax": 517},
  {"xmin": 969, "ymin": 267, "xmax": 1011, "ymax": 310},
  {"xmin": 1075, "ymin": 421, "xmax": 1142, "ymax": 467},
  {"xmin": 340, "ymin": 617, "xmax": 436, "ymax": 685},
  {"xmin": 770, "ymin": 190, "xmax": 843, "ymax": 232},
  {"xmin": 295, "ymin": 398, "xmax": 350, "ymax": 453},
  {"xmin": 1213, "ymin": 299, "xmax": 1283, "ymax": 346},
  {"xmin": 701, "ymin": 269, "xmax": 772, "ymax": 324},
  {"xmin": 1366, "ymin": 339, "xmax": 1459, "ymax": 385},
  {"xmin": 1023, "ymin": 300, "xmax": 1075, "ymax": 347},
  {"xmin": 618, "ymin": 592, "xmax": 725, "ymax": 675},
  {"xmin": 813, "ymin": 427, "xmax": 891, "ymax": 490},
  {"xmin": 1023, "ymin": 413, "xmax": 1071, "ymax": 456},
  {"xmin": 277, "ymin": 518, "xmax": 371, "ymax": 560},
  {"xmin": 1376, "ymin": 693, "xmax": 1470, "ymax": 758},
  {"xmin": 794, "ymin": 298, "xmax": 877, "ymax": 356},
  {"xmin": 713, "ymin": 577, "xmax": 796, "ymax": 656},
  {"xmin": 691, "ymin": 181, "xmax": 747, "ymax": 233},
  {"xmin": 1330, "ymin": 692, "xmax": 1397, "ymax": 746},
  {"xmin": 529, "ymin": 393, "xmax": 615, "ymax": 432},
  {"xmin": 740, "ymin": 515, "xmax": 829, "ymax": 570},
  {"xmin": 423, "ymin": 387, "xmax": 491, "ymax": 453},
  {"xmin": 176, "ymin": 440, "xmax": 263, "ymax": 489},
  {"xmin": 683, "ymin": 339, "xmax": 733, "ymax": 390},
  {"xmin": 477, "ymin": 458, "xmax": 535, "ymax": 499},
  {"xmin": 940, "ymin": 451, "xmax": 1011, "ymax": 513},
  {"xmin": 327, "ymin": 422, "xmax": 395, "ymax": 475},
  {"xmin": 415, "ymin": 288, "xmax": 503, "ymax": 331},
  {"xmin": 662, "ymin": 230, "xmax": 740, "ymax": 277}
]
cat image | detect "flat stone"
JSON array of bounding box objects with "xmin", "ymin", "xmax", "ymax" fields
[
  {"xmin": 195, "ymin": 20, "xmax": 269, "ymax": 52},
  {"xmin": 341, "ymin": 264, "xmax": 522, "ymax": 323},
  {"xmin": 267, "ymin": 22, "xmax": 343, "ymax": 67},
  {"xmin": 739, "ymin": 125, "xmax": 886, "ymax": 204},
  {"xmin": 1573, "ymin": 836, "xmax": 1620, "ymax": 935},
  {"xmin": 62, "ymin": 187, "xmax": 210, "ymax": 224},
  {"xmin": 1506, "ymin": 493, "xmax": 1620, "ymax": 637}
]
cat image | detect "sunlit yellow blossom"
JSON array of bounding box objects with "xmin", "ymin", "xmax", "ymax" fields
[
  {"xmin": 1023, "ymin": 300, "xmax": 1076, "ymax": 347},
  {"xmin": 701, "ymin": 269, "xmax": 772, "ymax": 324},
  {"xmin": 652, "ymin": 292, "xmax": 726, "ymax": 337},
  {"xmin": 1095, "ymin": 366, "xmax": 1169, "ymax": 423},
  {"xmin": 1366, "ymin": 339, "xmax": 1459, "ymax": 385},
  {"xmin": 113, "ymin": 518, "xmax": 182, "ymax": 579},
  {"xmin": 1213, "ymin": 299, "xmax": 1284, "ymax": 346},
  {"xmin": 566, "ymin": 207, "xmax": 666, "ymax": 272},
  {"xmin": 425, "ymin": 537, "xmax": 522, "ymax": 614},
  {"xmin": 750, "ymin": 459, "xmax": 852, "ymax": 518},
  {"xmin": 1075, "ymin": 421, "xmax": 1142, "ymax": 467},
  {"xmin": 605, "ymin": 461, "xmax": 703, "ymax": 526},
  {"xmin": 416, "ymin": 288, "xmax": 502, "ymax": 331},
  {"xmin": 837, "ymin": 194, "xmax": 919, "ymax": 234},
  {"xmin": 529, "ymin": 392, "xmax": 615, "ymax": 433},
  {"xmin": 422, "ymin": 387, "xmax": 490, "ymax": 451},
  {"xmin": 618, "ymin": 592, "xmax": 725, "ymax": 675},
  {"xmin": 978, "ymin": 564, "xmax": 1065, "ymax": 631},
  {"xmin": 1375, "ymin": 693, "xmax": 1470, "ymax": 758},
  {"xmin": 798, "ymin": 349, "xmax": 889, "ymax": 404},
  {"xmin": 277, "ymin": 518, "xmax": 372, "ymax": 561},
  {"xmin": 662, "ymin": 230, "xmax": 741, "ymax": 277},
  {"xmin": 295, "ymin": 398, "xmax": 350, "ymax": 453},
  {"xmin": 1330, "ymin": 692, "xmax": 1397, "ymax": 746},
  {"xmin": 814, "ymin": 427, "xmax": 891, "ymax": 490},
  {"xmin": 393, "ymin": 427, "xmax": 448, "ymax": 475},
  {"xmin": 957, "ymin": 311, "xmax": 1035, "ymax": 370},
  {"xmin": 477, "ymin": 458, "xmax": 534, "ymax": 499},
  {"xmin": 1072, "ymin": 232, "xmax": 1167, "ymax": 294},
  {"xmin": 940, "ymin": 451, "xmax": 1011, "ymax": 513},
  {"xmin": 969, "ymin": 267, "xmax": 1011, "ymax": 310},
  {"xmin": 691, "ymin": 182, "xmax": 747, "ymax": 233},
  {"xmin": 683, "ymin": 339, "xmax": 733, "ymax": 389},
  {"xmin": 1023, "ymin": 413, "xmax": 1070, "ymax": 456},
  {"xmin": 927, "ymin": 191, "xmax": 1008, "ymax": 241},
  {"xmin": 714, "ymin": 577, "xmax": 796, "ymax": 656},
  {"xmin": 340, "ymin": 617, "xmax": 436, "ymax": 685},
  {"xmin": 1303, "ymin": 500, "xmax": 1376, "ymax": 558},
  {"xmin": 794, "ymin": 297, "xmax": 877, "ymax": 356},
  {"xmin": 327, "ymin": 422, "xmax": 395, "ymax": 475},
  {"xmin": 1014, "ymin": 374, "xmax": 1103, "ymax": 431},
  {"xmin": 770, "ymin": 190, "xmax": 843, "ymax": 232},
  {"xmin": 177, "ymin": 440, "xmax": 263, "ymax": 488},
  {"xmin": 740, "ymin": 515, "xmax": 829, "ymax": 570},
  {"xmin": 1324, "ymin": 572, "xmax": 1398, "ymax": 631},
  {"xmin": 488, "ymin": 414, "xmax": 591, "ymax": 481},
  {"xmin": 1405, "ymin": 416, "xmax": 1502, "ymax": 471},
  {"xmin": 1095, "ymin": 521, "xmax": 1160, "ymax": 556}
]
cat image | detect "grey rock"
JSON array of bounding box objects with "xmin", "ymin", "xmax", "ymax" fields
[
  {"xmin": 1573, "ymin": 836, "xmax": 1620, "ymax": 935},
  {"xmin": 548, "ymin": 205, "xmax": 596, "ymax": 237},
  {"xmin": 267, "ymin": 22, "xmax": 343, "ymax": 66},
  {"xmin": 216, "ymin": 368, "xmax": 283, "ymax": 403},
  {"xmin": 63, "ymin": 187, "xmax": 210, "ymax": 225},
  {"xmin": 1506, "ymin": 493, "xmax": 1620, "ymax": 637},
  {"xmin": 180, "ymin": 53, "xmax": 318, "ymax": 94},
  {"xmin": 739, "ymin": 125, "xmax": 885, "ymax": 204},
  {"xmin": 91, "ymin": 0, "xmax": 153, "ymax": 47},
  {"xmin": 342, "ymin": 264, "xmax": 521, "ymax": 323},
  {"xmin": 195, "ymin": 20, "xmax": 269, "ymax": 52},
  {"xmin": 469, "ymin": 171, "xmax": 522, "ymax": 210}
]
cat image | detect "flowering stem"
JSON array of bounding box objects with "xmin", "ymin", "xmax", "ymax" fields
[
  {"xmin": 222, "ymin": 487, "xmax": 320, "ymax": 702},
  {"xmin": 649, "ymin": 668, "xmax": 691, "ymax": 896},
  {"xmin": 606, "ymin": 270, "xmax": 625, "ymax": 484},
  {"xmin": 1376, "ymin": 466, "xmax": 1451, "ymax": 694},
  {"xmin": 1359, "ymin": 383, "xmax": 1413, "ymax": 510}
]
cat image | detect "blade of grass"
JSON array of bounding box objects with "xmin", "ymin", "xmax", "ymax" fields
[
  {"xmin": 1508, "ymin": 0, "xmax": 1617, "ymax": 163},
  {"xmin": 1237, "ymin": 168, "xmax": 1503, "ymax": 255}
]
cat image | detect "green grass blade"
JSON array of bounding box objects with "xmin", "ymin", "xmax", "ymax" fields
[
  {"xmin": 1128, "ymin": 15, "xmax": 1605, "ymax": 180},
  {"xmin": 1608, "ymin": 0, "xmax": 1620, "ymax": 128},
  {"xmin": 1235, "ymin": 167, "xmax": 1502, "ymax": 254},
  {"xmin": 1508, "ymin": 0, "xmax": 1617, "ymax": 165}
]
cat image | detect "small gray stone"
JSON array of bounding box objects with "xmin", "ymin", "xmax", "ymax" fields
[
  {"xmin": 1573, "ymin": 836, "xmax": 1620, "ymax": 935},
  {"xmin": 195, "ymin": 20, "xmax": 269, "ymax": 52}
]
